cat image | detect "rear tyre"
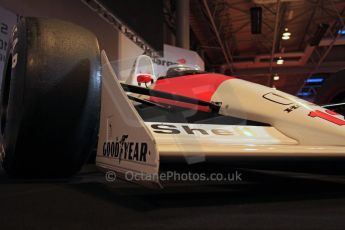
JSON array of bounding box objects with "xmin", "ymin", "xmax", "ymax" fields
[{"xmin": 0, "ymin": 17, "xmax": 101, "ymax": 177}]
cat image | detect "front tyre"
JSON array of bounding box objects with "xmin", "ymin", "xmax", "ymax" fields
[{"xmin": 0, "ymin": 18, "xmax": 101, "ymax": 178}]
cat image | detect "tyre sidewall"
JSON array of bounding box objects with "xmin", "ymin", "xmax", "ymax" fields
[{"xmin": 0, "ymin": 20, "xmax": 27, "ymax": 174}]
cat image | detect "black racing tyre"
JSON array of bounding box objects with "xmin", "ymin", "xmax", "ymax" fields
[
  {"xmin": 0, "ymin": 17, "xmax": 101, "ymax": 177},
  {"xmin": 314, "ymin": 69, "xmax": 345, "ymax": 114}
]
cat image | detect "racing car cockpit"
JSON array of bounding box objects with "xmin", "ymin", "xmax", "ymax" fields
[
  {"xmin": 158, "ymin": 65, "xmax": 206, "ymax": 80},
  {"xmin": 126, "ymin": 55, "xmax": 156, "ymax": 87},
  {"xmin": 126, "ymin": 55, "xmax": 205, "ymax": 87}
]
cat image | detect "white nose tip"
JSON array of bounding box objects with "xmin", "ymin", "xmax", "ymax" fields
[{"xmin": 212, "ymin": 79, "xmax": 345, "ymax": 146}]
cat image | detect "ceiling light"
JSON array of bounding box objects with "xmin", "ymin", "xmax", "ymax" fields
[
  {"xmin": 276, "ymin": 57, "xmax": 284, "ymax": 65},
  {"xmin": 273, "ymin": 74, "xmax": 280, "ymax": 81},
  {"xmin": 338, "ymin": 29, "xmax": 345, "ymax": 35},
  {"xmin": 282, "ymin": 28, "xmax": 291, "ymax": 40},
  {"xmin": 305, "ymin": 78, "xmax": 324, "ymax": 83},
  {"xmin": 283, "ymin": 28, "xmax": 291, "ymax": 36}
]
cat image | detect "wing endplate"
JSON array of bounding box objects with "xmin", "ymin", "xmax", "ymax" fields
[{"xmin": 96, "ymin": 51, "xmax": 161, "ymax": 188}]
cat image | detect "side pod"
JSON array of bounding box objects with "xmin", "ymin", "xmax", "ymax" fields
[{"xmin": 96, "ymin": 51, "xmax": 161, "ymax": 188}]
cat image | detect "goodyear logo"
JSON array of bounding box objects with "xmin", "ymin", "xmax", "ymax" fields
[{"xmin": 103, "ymin": 135, "xmax": 149, "ymax": 163}]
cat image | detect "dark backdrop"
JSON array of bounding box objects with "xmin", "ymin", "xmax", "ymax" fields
[{"xmin": 99, "ymin": 0, "xmax": 164, "ymax": 53}]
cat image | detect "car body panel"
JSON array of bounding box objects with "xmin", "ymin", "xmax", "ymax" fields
[{"xmin": 97, "ymin": 52, "xmax": 345, "ymax": 188}]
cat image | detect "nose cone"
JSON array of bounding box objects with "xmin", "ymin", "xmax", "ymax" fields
[{"xmin": 211, "ymin": 79, "xmax": 345, "ymax": 146}]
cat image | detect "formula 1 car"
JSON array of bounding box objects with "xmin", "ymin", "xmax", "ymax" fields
[{"xmin": 1, "ymin": 18, "xmax": 345, "ymax": 188}]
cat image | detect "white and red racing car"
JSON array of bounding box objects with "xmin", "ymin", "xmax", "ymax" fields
[{"xmin": 1, "ymin": 18, "xmax": 345, "ymax": 188}]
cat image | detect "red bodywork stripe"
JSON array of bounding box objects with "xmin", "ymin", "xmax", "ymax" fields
[{"xmin": 150, "ymin": 73, "xmax": 233, "ymax": 112}]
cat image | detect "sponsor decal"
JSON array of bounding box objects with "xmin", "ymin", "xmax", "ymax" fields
[
  {"xmin": 152, "ymin": 58, "xmax": 187, "ymax": 67},
  {"xmin": 263, "ymin": 92, "xmax": 293, "ymax": 105},
  {"xmin": 103, "ymin": 135, "xmax": 150, "ymax": 163},
  {"xmin": 150, "ymin": 124, "xmax": 258, "ymax": 137},
  {"xmin": 308, "ymin": 109, "xmax": 345, "ymax": 126},
  {"xmin": 284, "ymin": 104, "xmax": 300, "ymax": 113},
  {"xmin": 263, "ymin": 92, "xmax": 300, "ymax": 113},
  {"xmin": 152, "ymin": 58, "xmax": 177, "ymax": 67},
  {"xmin": 264, "ymin": 92, "xmax": 345, "ymax": 124}
]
